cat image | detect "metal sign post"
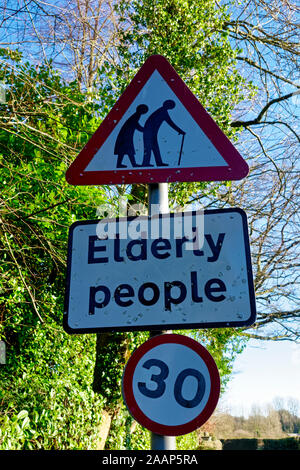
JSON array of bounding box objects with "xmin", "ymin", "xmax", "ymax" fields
[
  {"xmin": 64, "ymin": 54, "xmax": 255, "ymax": 453},
  {"xmin": 148, "ymin": 182, "xmax": 176, "ymax": 450}
]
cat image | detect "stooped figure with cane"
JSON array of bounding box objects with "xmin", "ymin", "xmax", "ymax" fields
[
  {"xmin": 114, "ymin": 100, "xmax": 185, "ymax": 169},
  {"xmin": 114, "ymin": 104, "xmax": 149, "ymax": 168},
  {"xmin": 142, "ymin": 100, "xmax": 185, "ymax": 167}
]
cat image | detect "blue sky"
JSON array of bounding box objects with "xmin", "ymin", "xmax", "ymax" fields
[{"xmin": 219, "ymin": 338, "xmax": 300, "ymax": 417}]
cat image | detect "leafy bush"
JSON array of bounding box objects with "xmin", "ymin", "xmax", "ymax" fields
[
  {"xmin": 263, "ymin": 438, "xmax": 300, "ymax": 451},
  {"xmin": 222, "ymin": 439, "xmax": 258, "ymax": 450},
  {"xmin": 0, "ymin": 323, "xmax": 105, "ymax": 450},
  {"xmin": 176, "ymin": 431, "xmax": 199, "ymax": 450}
]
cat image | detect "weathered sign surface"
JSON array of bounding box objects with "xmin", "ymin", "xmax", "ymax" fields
[{"xmin": 64, "ymin": 208, "xmax": 256, "ymax": 333}]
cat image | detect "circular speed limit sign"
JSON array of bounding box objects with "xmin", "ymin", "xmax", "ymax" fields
[{"xmin": 122, "ymin": 334, "xmax": 220, "ymax": 436}]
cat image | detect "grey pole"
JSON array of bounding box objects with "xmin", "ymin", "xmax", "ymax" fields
[
  {"xmin": 148, "ymin": 182, "xmax": 176, "ymax": 451},
  {"xmin": 148, "ymin": 182, "xmax": 169, "ymax": 215}
]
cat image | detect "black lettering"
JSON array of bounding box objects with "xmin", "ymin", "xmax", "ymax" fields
[
  {"xmin": 138, "ymin": 282, "xmax": 160, "ymax": 306},
  {"xmin": 192, "ymin": 227, "xmax": 204, "ymax": 257},
  {"xmin": 190, "ymin": 271, "xmax": 203, "ymax": 303},
  {"xmin": 205, "ymin": 278, "xmax": 226, "ymax": 302},
  {"xmin": 114, "ymin": 284, "xmax": 134, "ymax": 307},
  {"xmin": 151, "ymin": 238, "xmax": 171, "ymax": 259},
  {"xmin": 114, "ymin": 235, "xmax": 124, "ymax": 262},
  {"xmin": 89, "ymin": 285, "xmax": 111, "ymax": 314},
  {"xmin": 126, "ymin": 239, "xmax": 147, "ymax": 261},
  {"xmin": 174, "ymin": 368, "xmax": 205, "ymax": 408},
  {"xmin": 164, "ymin": 281, "xmax": 187, "ymax": 311},
  {"xmin": 88, "ymin": 235, "xmax": 108, "ymax": 264},
  {"xmin": 138, "ymin": 359, "xmax": 169, "ymax": 399},
  {"xmin": 175, "ymin": 237, "xmax": 189, "ymax": 258},
  {"xmin": 205, "ymin": 233, "xmax": 225, "ymax": 262}
]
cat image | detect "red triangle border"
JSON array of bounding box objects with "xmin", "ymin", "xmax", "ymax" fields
[{"xmin": 66, "ymin": 55, "xmax": 249, "ymax": 185}]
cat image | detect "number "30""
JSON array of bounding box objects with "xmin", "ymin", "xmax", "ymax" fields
[{"xmin": 137, "ymin": 358, "xmax": 205, "ymax": 409}]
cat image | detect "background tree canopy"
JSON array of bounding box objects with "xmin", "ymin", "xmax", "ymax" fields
[{"xmin": 0, "ymin": 0, "xmax": 298, "ymax": 450}]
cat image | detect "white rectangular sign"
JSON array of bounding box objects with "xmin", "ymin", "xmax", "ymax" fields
[{"xmin": 64, "ymin": 209, "xmax": 256, "ymax": 333}]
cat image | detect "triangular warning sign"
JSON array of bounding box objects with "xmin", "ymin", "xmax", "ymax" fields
[{"xmin": 66, "ymin": 55, "xmax": 249, "ymax": 186}]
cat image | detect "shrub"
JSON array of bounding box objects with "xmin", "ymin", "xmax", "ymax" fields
[
  {"xmin": 263, "ymin": 438, "xmax": 299, "ymax": 451},
  {"xmin": 222, "ymin": 439, "xmax": 258, "ymax": 450}
]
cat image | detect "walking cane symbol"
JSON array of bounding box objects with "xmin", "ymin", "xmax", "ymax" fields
[{"xmin": 177, "ymin": 132, "xmax": 185, "ymax": 166}]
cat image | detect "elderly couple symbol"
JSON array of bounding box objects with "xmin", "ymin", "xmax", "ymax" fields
[{"xmin": 114, "ymin": 100, "xmax": 185, "ymax": 168}]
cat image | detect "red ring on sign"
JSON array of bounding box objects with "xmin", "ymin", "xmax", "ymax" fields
[{"xmin": 122, "ymin": 334, "xmax": 220, "ymax": 436}]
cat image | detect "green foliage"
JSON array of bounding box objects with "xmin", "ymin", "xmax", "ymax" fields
[
  {"xmin": 128, "ymin": 421, "xmax": 151, "ymax": 450},
  {"xmin": 263, "ymin": 438, "xmax": 300, "ymax": 451},
  {"xmin": 192, "ymin": 328, "xmax": 248, "ymax": 391},
  {"xmin": 117, "ymin": 0, "xmax": 246, "ymax": 134},
  {"xmin": 93, "ymin": 331, "xmax": 149, "ymax": 409},
  {"xmin": 0, "ymin": 54, "xmax": 110, "ymax": 450},
  {"xmin": 277, "ymin": 409, "xmax": 300, "ymax": 434},
  {"xmin": 222, "ymin": 438, "xmax": 300, "ymax": 451},
  {"xmin": 115, "ymin": 0, "xmax": 250, "ymax": 208},
  {"xmin": 176, "ymin": 431, "xmax": 199, "ymax": 450},
  {"xmin": 0, "ymin": 325, "xmax": 104, "ymax": 450},
  {"xmin": 222, "ymin": 438, "xmax": 259, "ymax": 450},
  {"xmin": 1, "ymin": 0, "xmax": 252, "ymax": 450},
  {"xmin": 0, "ymin": 53, "xmax": 108, "ymax": 334},
  {"xmin": 103, "ymin": 408, "xmax": 151, "ymax": 450}
]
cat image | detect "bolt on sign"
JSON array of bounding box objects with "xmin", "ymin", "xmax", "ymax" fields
[{"xmin": 64, "ymin": 209, "xmax": 256, "ymax": 334}]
